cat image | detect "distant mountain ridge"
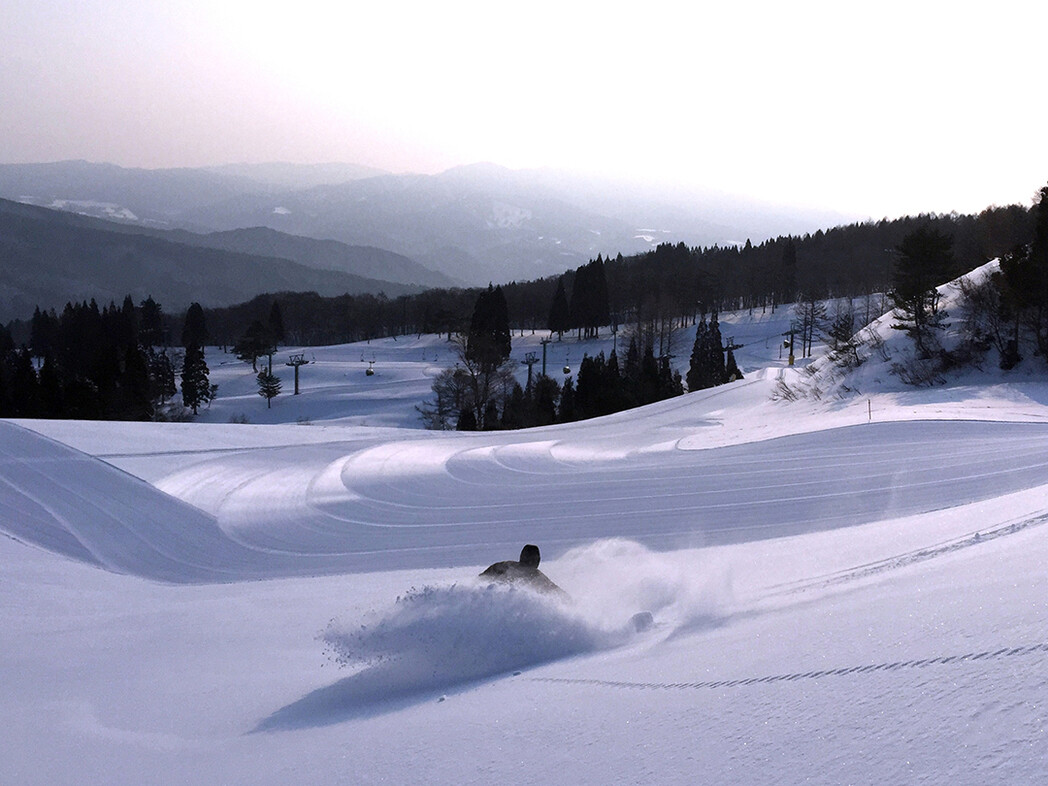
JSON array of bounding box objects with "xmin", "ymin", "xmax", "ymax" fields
[
  {"xmin": 0, "ymin": 160, "xmax": 860, "ymax": 285},
  {"xmin": 0, "ymin": 198, "xmax": 431, "ymax": 321},
  {"xmin": 202, "ymin": 162, "xmax": 390, "ymax": 189},
  {"xmin": 162, "ymin": 226, "xmax": 456, "ymax": 289}
]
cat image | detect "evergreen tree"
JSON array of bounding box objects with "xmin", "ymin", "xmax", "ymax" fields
[
  {"xmin": 7, "ymin": 348, "xmax": 40, "ymax": 417},
  {"xmin": 30, "ymin": 307, "xmax": 58, "ymax": 359},
  {"xmin": 466, "ymin": 284, "xmax": 512, "ymax": 372},
  {"xmin": 547, "ymin": 277, "xmax": 571, "ymax": 339},
  {"xmin": 117, "ymin": 295, "xmax": 139, "ymax": 350},
  {"xmin": 623, "ymin": 337, "xmax": 641, "ymax": 388},
  {"xmin": 574, "ymin": 353, "xmax": 600, "ymax": 419},
  {"xmin": 180, "ymin": 303, "xmax": 212, "ymax": 415},
  {"xmin": 148, "ymin": 348, "xmax": 177, "ymax": 407},
  {"xmin": 532, "ymin": 375, "xmax": 560, "ymax": 426},
  {"xmin": 268, "ymin": 301, "xmax": 286, "ymax": 345},
  {"xmin": 256, "ymin": 367, "xmax": 282, "ymax": 408},
  {"xmin": 482, "ymin": 400, "xmax": 500, "ymax": 431},
  {"xmin": 826, "ymin": 299, "xmax": 857, "ymax": 352},
  {"xmin": 500, "ymin": 383, "xmax": 526, "ymax": 429},
  {"xmin": 779, "ymin": 238, "xmax": 798, "ymax": 306},
  {"xmin": 181, "ymin": 302, "xmax": 209, "ymax": 348},
  {"xmin": 636, "ymin": 345, "xmax": 661, "ymax": 404},
  {"xmin": 725, "ymin": 348, "xmax": 743, "ymax": 381},
  {"xmin": 687, "ymin": 318, "xmax": 709, "ymax": 391},
  {"xmin": 119, "ymin": 345, "xmax": 153, "ymax": 420},
  {"xmin": 456, "ymin": 407, "xmax": 478, "ymax": 431},
  {"xmin": 707, "ymin": 313, "xmax": 727, "ymax": 384},
  {"xmin": 139, "ymin": 296, "xmax": 165, "ymax": 348},
  {"xmin": 569, "ymin": 257, "xmax": 611, "ymax": 338},
  {"xmin": 687, "ymin": 313, "xmax": 728, "ymax": 391},
  {"xmin": 0, "ymin": 323, "xmax": 13, "ymax": 356},
  {"xmin": 180, "ymin": 344, "xmax": 212, "ymax": 415},
  {"xmin": 558, "ymin": 376, "xmax": 576, "ymax": 422},
  {"xmin": 234, "ymin": 320, "xmax": 275, "ymax": 372},
  {"xmin": 890, "ymin": 226, "xmax": 954, "ymax": 357},
  {"xmin": 658, "ymin": 354, "xmax": 684, "ymax": 399},
  {"xmin": 998, "ymin": 185, "xmax": 1048, "ymax": 359}
]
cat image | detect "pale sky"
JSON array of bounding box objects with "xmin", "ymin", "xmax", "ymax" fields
[{"xmin": 2, "ymin": 0, "xmax": 1046, "ymax": 217}]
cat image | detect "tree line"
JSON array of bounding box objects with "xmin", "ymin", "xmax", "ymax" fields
[
  {"xmin": 179, "ymin": 204, "xmax": 1033, "ymax": 351},
  {"xmin": 782, "ymin": 183, "xmax": 1048, "ymax": 388},
  {"xmin": 0, "ymin": 295, "xmax": 214, "ymax": 420}
]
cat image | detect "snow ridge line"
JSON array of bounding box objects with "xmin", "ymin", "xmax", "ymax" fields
[
  {"xmin": 769, "ymin": 510, "xmax": 1048, "ymax": 597},
  {"xmin": 528, "ymin": 641, "xmax": 1048, "ymax": 691}
]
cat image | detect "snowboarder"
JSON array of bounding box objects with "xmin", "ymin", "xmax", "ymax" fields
[{"xmin": 479, "ymin": 544, "xmax": 568, "ymax": 599}]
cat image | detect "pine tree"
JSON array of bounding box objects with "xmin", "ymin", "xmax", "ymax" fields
[
  {"xmin": 482, "ymin": 400, "xmax": 500, "ymax": 431},
  {"xmin": 657, "ymin": 354, "xmax": 683, "ymax": 399},
  {"xmin": 139, "ymin": 296, "xmax": 165, "ymax": 348},
  {"xmin": 779, "ymin": 238, "xmax": 798, "ymax": 306},
  {"xmin": 642, "ymin": 345, "xmax": 663, "ymax": 404},
  {"xmin": 890, "ymin": 226, "xmax": 954, "ymax": 357},
  {"xmin": 117, "ymin": 294, "xmax": 138, "ymax": 350},
  {"xmin": 826, "ymin": 299, "xmax": 856, "ymax": 351},
  {"xmin": 500, "ymin": 383, "xmax": 526, "ymax": 429},
  {"xmin": 8, "ymin": 348, "xmax": 40, "ymax": 417},
  {"xmin": 120, "ymin": 345, "xmax": 153, "ymax": 420},
  {"xmin": 999, "ymin": 185, "xmax": 1048, "ymax": 359},
  {"xmin": 687, "ymin": 313, "xmax": 729, "ymax": 391},
  {"xmin": 687, "ymin": 318, "xmax": 709, "ymax": 391},
  {"xmin": 148, "ymin": 349, "xmax": 177, "ymax": 407},
  {"xmin": 181, "ymin": 303, "xmax": 209, "ymax": 348},
  {"xmin": 532, "ymin": 375, "xmax": 560, "ymax": 426},
  {"xmin": 456, "ymin": 408, "xmax": 478, "ymax": 431},
  {"xmin": 180, "ymin": 302, "xmax": 213, "ymax": 415},
  {"xmin": 466, "ymin": 285, "xmax": 512, "ymax": 372},
  {"xmin": 268, "ymin": 301, "xmax": 286, "ymax": 345},
  {"xmin": 38, "ymin": 353, "xmax": 63, "ymax": 417},
  {"xmin": 707, "ymin": 313, "xmax": 727, "ymax": 385},
  {"xmin": 547, "ymin": 277, "xmax": 570, "ymax": 339},
  {"xmin": 180, "ymin": 344, "xmax": 211, "ymax": 415},
  {"xmin": 725, "ymin": 348, "xmax": 743, "ymax": 382},
  {"xmin": 234, "ymin": 320, "xmax": 275, "ymax": 372},
  {"xmin": 568, "ymin": 258, "xmax": 610, "ymax": 338},
  {"xmin": 558, "ymin": 376, "xmax": 576, "ymax": 422},
  {"xmin": 256, "ymin": 367, "xmax": 282, "ymax": 408},
  {"xmin": 30, "ymin": 307, "xmax": 57, "ymax": 359}
]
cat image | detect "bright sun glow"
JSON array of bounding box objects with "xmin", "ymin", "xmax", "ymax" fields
[{"xmin": 2, "ymin": 0, "xmax": 1047, "ymax": 215}]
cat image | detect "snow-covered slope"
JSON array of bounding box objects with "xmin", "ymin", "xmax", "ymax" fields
[{"xmin": 4, "ymin": 294, "xmax": 1048, "ymax": 784}]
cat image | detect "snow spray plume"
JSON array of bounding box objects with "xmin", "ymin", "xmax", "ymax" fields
[
  {"xmin": 553, "ymin": 539, "xmax": 730, "ymax": 634},
  {"xmin": 281, "ymin": 540, "xmax": 728, "ymax": 727},
  {"xmin": 305, "ymin": 582, "xmax": 637, "ymax": 723}
]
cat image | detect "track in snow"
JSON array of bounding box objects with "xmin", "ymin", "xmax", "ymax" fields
[
  {"xmin": 529, "ymin": 640, "xmax": 1048, "ymax": 691},
  {"xmin": 162, "ymin": 419, "xmax": 1048, "ymax": 573},
  {"xmin": 6, "ymin": 418, "xmax": 1048, "ymax": 582}
]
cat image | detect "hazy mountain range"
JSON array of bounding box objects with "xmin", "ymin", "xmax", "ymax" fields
[
  {"xmin": 0, "ymin": 198, "xmax": 439, "ymax": 322},
  {"xmin": 0, "ymin": 160, "xmax": 859, "ymax": 290}
]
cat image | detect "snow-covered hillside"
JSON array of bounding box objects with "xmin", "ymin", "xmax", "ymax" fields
[{"xmin": 4, "ymin": 292, "xmax": 1048, "ymax": 784}]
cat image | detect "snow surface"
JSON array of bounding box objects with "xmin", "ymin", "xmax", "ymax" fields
[{"xmin": 5, "ymin": 276, "xmax": 1048, "ymax": 784}]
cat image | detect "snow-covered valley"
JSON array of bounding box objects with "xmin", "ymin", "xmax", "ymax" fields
[{"xmin": 4, "ymin": 292, "xmax": 1048, "ymax": 784}]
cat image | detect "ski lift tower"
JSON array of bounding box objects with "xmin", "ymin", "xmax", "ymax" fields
[
  {"xmin": 781, "ymin": 323, "xmax": 798, "ymax": 366},
  {"xmin": 285, "ymin": 353, "xmax": 310, "ymax": 394},
  {"xmin": 522, "ymin": 351, "xmax": 539, "ymax": 390},
  {"xmin": 539, "ymin": 337, "xmax": 552, "ymax": 377}
]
